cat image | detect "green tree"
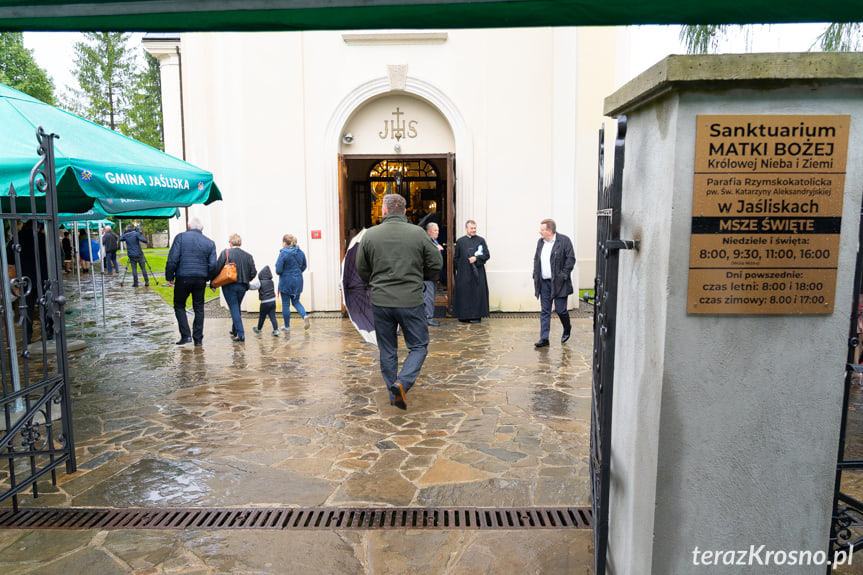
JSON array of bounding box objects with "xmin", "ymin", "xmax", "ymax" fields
[
  {"xmin": 69, "ymin": 32, "xmax": 135, "ymax": 130},
  {"xmin": 0, "ymin": 32, "xmax": 55, "ymax": 104},
  {"xmin": 122, "ymin": 51, "xmax": 164, "ymax": 150},
  {"xmin": 817, "ymin": 23, "xmax": 862, "ymax": 52},
  {"xmin": 680, "ymin": 23, "xmax": 861, "ymax": 54},
  {"xmin": 68, "ymin": 34, "xmax": 168, "ymax": 233}
]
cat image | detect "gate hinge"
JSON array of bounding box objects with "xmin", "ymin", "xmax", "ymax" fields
[{"xmin": 605, "ymin": 239, "xmax": 639, "ymax": 252}]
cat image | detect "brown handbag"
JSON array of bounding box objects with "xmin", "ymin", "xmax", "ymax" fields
[{"xmin": 211, "ymin": 248, "xmax": 237, "ymax": 288}]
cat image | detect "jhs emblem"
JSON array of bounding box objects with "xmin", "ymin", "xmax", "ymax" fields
[{"xmin": 379, "ymin": 107, "xmax": 418, "ymax": 140}]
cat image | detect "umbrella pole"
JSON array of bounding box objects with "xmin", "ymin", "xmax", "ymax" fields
[
  {"xmin": 74, "ymin": 221, "xmax": 85, "ymax": 340},
  {"xmin": 0, "ymin": 222, "xmax": 22, "ymax": 412},
  {"xmin": 97, "ymin": 226, "xmax": 106, "ymax": 326},
  {"xmin": 74, "ymin": 221, "xmax": 81, "ymax": 294},
  {"xmin": 89, "ymin": 229, "xmax": 98, "ymax": 313}
]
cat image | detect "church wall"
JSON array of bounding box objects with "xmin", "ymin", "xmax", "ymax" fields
[{"xmin": 155, "ymin": 27, "xmax": 621, "ymax": 311}]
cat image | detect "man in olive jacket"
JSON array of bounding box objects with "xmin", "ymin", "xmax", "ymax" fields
[
  {"xmin": 356, "ymin": 194, "xmax": 442, "ymax": 410},
  {"xmin": 532, "ymin": 218, "xmax": 575, "ymax": 348}
]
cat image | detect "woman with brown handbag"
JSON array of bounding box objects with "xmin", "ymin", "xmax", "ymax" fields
[{"xmin": 215, "ymin": 233, "xmax": 257, "ymax": 342}]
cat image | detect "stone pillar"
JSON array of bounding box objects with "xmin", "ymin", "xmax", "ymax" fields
[
  {"xmin": 142, "ymin": 34, "xmax": 187, "ymax": 238},
  {"xmin": 602, "ymin": 53, "xmax": 863, "ymax": 574},
  {"xmin": 141, "ymin": 35, "xmax": 183, "ymax": 162}
]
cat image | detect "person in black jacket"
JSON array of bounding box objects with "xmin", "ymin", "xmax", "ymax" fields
[
  {"xmin": 119, "ymin": 224, "xmax": 149, "ymax": 286},
  {"xmin": 215, "ymin": 233, "xmax": 257, "ymax": 342},
  {"xmin": 165, "ymin": 217, "xmax": 218, "ymax": 346},
  {"xmin": 250, "ymin": 265, "xmax": 279, "ymax": 336},
  {"xmin": 532, "ymin": 218, "xmax": 575, "ymax": 348},
  {"xmin": 61, "ymin": 231, "xmax": 72, "ymax": 273},
  {"xmin": 101, "ymin": 225, "xmax": 119, "ymax": 275}
]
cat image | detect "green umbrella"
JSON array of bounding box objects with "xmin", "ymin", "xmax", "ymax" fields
[
  {"xmin": 59, "ymin": 218, "xmax": 114, "ymax": 230},
  {"xmin": 0, "ymin": 83, "xmax": 221, "ymax": 213}
]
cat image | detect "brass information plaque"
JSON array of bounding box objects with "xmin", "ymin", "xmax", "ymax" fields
[{"xmin": 688, "ymin": 115, "xmax": 850, "ymax": 314}]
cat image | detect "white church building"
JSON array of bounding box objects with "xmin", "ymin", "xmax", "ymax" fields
[{"xmin": 144, "ymin": 27, "xmax": 641, "ymax": 313}]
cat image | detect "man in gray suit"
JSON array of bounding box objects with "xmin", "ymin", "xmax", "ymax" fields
[{"xmin": 422, "ymin": 222, "xmax": 444, "ymax": 327}]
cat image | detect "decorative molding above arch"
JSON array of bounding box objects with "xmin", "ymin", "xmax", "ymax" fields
[{"xmin": 325, "ymin": 74, "xmax": 473, "ymax": 210}]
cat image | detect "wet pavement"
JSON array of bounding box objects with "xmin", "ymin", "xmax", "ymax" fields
[{"xmin": 0, "ymin": 274, "xmax": 596, "ymax": 574}]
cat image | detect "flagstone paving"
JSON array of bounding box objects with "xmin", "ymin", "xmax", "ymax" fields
[{"xmin": 1, "ymin": 275, "xmax": 595, "ymax": 574}]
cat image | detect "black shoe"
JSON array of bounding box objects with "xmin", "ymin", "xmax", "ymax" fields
[
  {"xmin": 194, "ymin": 340, "xmax": 203, "ymax": 347},
  {"xmin": 176, "ymin": 337, "xmax": 192, "ymax": 345},
  {"xmin": 232, "ymin": 336, "xmax": 245, "ymax": 342},
  {"xmin": 390, "ymin": 381, "xmax": 407, "ymax": 410},
  {"xmin": 468, "ymin": 319, "xmax": 481, "ymax": 324},
  {"xmin": 132, "ymin": 284, "xmax": 139, "ymax": 287},
  {"xmin": 427, "ymin": 319, "xmax": 440, "ymax": 327},
  {"xmin": 534, "ymin": 339, "xmax": 550, "ymax": 348},
  {"xmin": 144, "ymin": 283, "xmax": 150, "ymax": 287},
  {"xmin": 561, "ymin": 330, "xmax": 571, "ymax": 344}
]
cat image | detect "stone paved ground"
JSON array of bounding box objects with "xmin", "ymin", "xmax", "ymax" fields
[{"xmin": 1, "ymin": 275, "xmax": 595, "ymax": 574}]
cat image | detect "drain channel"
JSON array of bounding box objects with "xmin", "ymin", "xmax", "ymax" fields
[{"xmin": 0, "ymin": 507, "xmax": 591, "ymax": 531}]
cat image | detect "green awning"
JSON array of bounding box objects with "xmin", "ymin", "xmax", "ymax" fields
[
  {"xmin": 0, "ymin": 0, "xmax": 855, "ymax": 32},
  {"xmin": 0, "ymin": 83, "xmax": 221, "ymax": 214}
]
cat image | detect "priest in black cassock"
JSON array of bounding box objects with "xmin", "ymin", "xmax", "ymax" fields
[{"xmin": 453, "ymin": 219, "xmax": 491, "ymax": 323}]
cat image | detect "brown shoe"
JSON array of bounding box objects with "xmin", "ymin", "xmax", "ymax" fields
[{"xmin": 390, "ymin": 381, "xmax": 407, "ymax": 410}]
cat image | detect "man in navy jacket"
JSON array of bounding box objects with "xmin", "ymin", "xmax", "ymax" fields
[
  {"xmin": 119, "ymin": 224, "xmax": 149, "ymax": 286},
  {"xmin": 165, "ymin": 217, "xmax": 218, "ymax": 346},
  {"xmin": 532, "ymin": 218, "xmax": 575, "ymax": 348}
]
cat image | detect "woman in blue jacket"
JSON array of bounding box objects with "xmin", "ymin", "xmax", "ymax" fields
[{"xmin": 275, "ymin": 234, "xmax": 310, "ymax": 331}]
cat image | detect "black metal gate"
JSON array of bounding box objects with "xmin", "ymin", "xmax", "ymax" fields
[
  {"xmin": 590, "ymin": 116, "xmax": 636, "ymax": 575},
  {"xmin": 0, "ymin": 128, "xmax": 75, "ymax": 512},
  {"xmin": 829, "ymin": 201, "xmax": 863, "ymax": 568}
]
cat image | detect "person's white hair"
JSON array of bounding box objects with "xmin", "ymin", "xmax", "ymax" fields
[{"xmin": 188, "ymin": 217, "xmax": 204, "ymax": 230}]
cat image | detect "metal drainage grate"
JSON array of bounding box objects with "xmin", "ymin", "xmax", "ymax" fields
[{"xmin": 0, "ymin": 507, "xmax": 592, "ymax": 531}]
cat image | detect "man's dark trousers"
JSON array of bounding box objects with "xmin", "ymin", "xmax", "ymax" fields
[
  {"xmin": 372, "ymin": 303, "xmax": 429, "ymax": 402},
  {"xmin": 24, "ymin": 291, "xmax": 54, "ymax": 344},
  {"xmin": 540, "ymin": 278, "xmax": 571, "ymax": 340},
  {"xmin": 129, "ymin": 254, "xmax": 149, "ymax": 285},
  {"xmin": 105, "ymin": 250, "xmax": 118, "ymax": 274},
  {"xmin": 173, "ymin": 276, "xmax": 207, "ymax": 343},
  {"xmin": 423, "ymin": 280, "xmax": 436, "ymax": 319}
]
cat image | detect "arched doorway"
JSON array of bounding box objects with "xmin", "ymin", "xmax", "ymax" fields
[
  {"xmin": 336, "ymin": 93, "xmax": 457, "ymax": 313},
  {"xmin": 339, "ymin": 154, "xmax": 456, "ymax": 314}
]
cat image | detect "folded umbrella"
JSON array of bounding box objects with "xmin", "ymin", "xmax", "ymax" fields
[{"xmin": 341, "ymin": 228, "xmax": 377, "ymax": 346}]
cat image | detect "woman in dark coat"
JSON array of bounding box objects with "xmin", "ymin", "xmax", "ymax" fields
[
  {"xmin": 453, "ymin": 219, "xmax": 491, "ymax": 322},
  {"xmin": 215, "ymin": 233, "xmax": 256, "ymax": 342},
  {"xmin": 275, "ymin": 233, "xmax": 310, "ymax": 331}
]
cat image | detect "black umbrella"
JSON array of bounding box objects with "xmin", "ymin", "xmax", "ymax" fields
[{"xmin": 341, "ymin": 229, "xmax": 376, "ymax": 345}]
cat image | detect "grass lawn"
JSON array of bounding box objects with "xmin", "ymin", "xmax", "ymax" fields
[{"xmin": 116, "ymin": 248, "xmax": 220, "ymax": 306}]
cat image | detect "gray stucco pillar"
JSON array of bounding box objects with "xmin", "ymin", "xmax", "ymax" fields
[{"xmin": 602, "ymin": 53, "xmax": 863, "ymax": 573}]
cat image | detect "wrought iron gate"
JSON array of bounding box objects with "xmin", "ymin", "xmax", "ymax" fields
[
  {"xmin": 0, "ymin": 128, "xmax": 75, "ymax": 512},
  {"xmin": 829, "ymin": 201, "xmax": 863, "ymax": 566},
  {"xmin": 590, "ymin": 116, "xmax": 636, "ymax": 575}
]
